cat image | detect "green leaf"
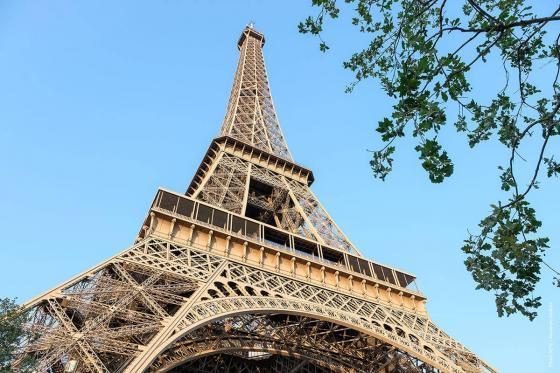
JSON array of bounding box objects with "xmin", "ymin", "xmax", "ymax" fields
[{"xmin": 415, "ymin": 139, "xmax": 454, "ymax": 183}]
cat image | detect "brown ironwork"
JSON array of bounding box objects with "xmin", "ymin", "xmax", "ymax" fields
[{"xmin": 16, "ymin": 24, "xmax": 495, "ymax": 373}]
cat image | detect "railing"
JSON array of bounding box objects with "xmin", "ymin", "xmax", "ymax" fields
[{"xmin": 150, "ymin": 188, "xmax": 418, "ymax": 291}]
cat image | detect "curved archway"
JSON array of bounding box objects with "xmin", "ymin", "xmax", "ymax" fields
[
  {"xmin": 152, "ymin": 313, "xmax": 424, "ymax": 373},
  {"xmin": 156, "ymin": 343, "xmax": 350, "ymax": 372},
  {"xmin": 141, "ymin": 296, "xmax": 459, "ymax": 372}
]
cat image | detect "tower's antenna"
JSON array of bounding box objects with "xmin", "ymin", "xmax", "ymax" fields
[{"xmin": 247, "ymin": 20, "xmax": 255, "ymax": 29}]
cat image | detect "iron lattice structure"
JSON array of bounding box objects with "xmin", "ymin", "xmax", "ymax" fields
[{"xmin": 17, "ymin": 26, "xmax": 496, "ymax": 373}]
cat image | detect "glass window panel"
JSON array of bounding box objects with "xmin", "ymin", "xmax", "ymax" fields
[
  {"xmin": 246, "ymin": 221, "xmax": 260, "ymax": 239},
  {"xmin": 264, "ymin": 226, "xmax": 289, "ymax": 248},
  {"xmin": 293, "ymin": 237, "xmax": 318, "ymax": 256},
  {"xmin": 396, "ymin": 272, "xmax": 408, "ymax": 288},
  {"xmin": 358, "ymin": 258, "xmax": 372, "ymax": 277},
  {"xmin": 322, "ymin": 247, "xmax": 344, "ymax": 265},
  {"xmin": 347, "ymin": 256, "xmax": 361, "ymax": 273},
  {"xmin": 212, "ymin": 209, "xmax": 228, "ymax": 229},
  {"xmin": 159, "ymin": 192, "xmax": 178, "ymax": 212},
  {"xmin": 196, "ymin": 204, "xmax": 212, "ymax": 224},
  {"xmin": 382, "ymin": 267, "xmax": 396, "ymax": 285},
  {"xmin": 232, "ymin": 216, "xmax": 245, "ymax": 235},
  {"xmin": 372, "ymin": 264, "xmax": 386, "ymax": 282},
  {"xmin": 176, "ymin": 198, "xmax": 194, "ymax": 217}
]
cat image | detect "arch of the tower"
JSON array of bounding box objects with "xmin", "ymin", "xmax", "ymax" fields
[
  {"xmin": 138, "ymin": 293, "xmax": 462, "ymax": 373},
  {"xmin": 149, "ymin": 312, "xmax": 437, "ymax": 373}
]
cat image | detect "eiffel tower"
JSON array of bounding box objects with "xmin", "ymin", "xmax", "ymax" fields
[{"xmin": 18, "ymin": 25, "xmax": 496, "ymax": 373}]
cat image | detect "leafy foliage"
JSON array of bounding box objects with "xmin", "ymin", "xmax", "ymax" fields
[
  {"xmin": 300, "ymin": 0, "xmax": 560, "ymax": 319},
  {"xmin": 0, "ymin": 298, "xmax": 32, "ymax": 372}
]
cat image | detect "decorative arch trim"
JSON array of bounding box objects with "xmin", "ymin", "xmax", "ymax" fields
[{"xmin": 145, "ymin": 296, "xmax": 462, "ymax": 373}]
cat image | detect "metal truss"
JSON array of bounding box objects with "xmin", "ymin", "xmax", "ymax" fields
[
  {"xmin": 220, "ymin": 262, "xmax": 476, "ymax": 361},
  {"xmin": 16, "ymin": 25, "xmax": 495, "ymax": 373},
  {"xmin": 152, "ymin": 313, "xmax": 430, "ymax": 372},
  {"xmin": 196, "ymin": 153, "xmax": 249, "ymax": 215},
  {"xmin": 191, "ymin": 26, "xmax": 358, "ymax": 255},
  {"xmin": 193, "ymin": 147, "xmax": 358, "ymax": 255},
  {"xmin": 20, "ymin": 254, "xmax": 201, "ymax": 372},
  {"xmin": 220, "ymin": 27, "xmax": 292, "ymax": 160},
  {"xmin": 18, "ymin": 237, "xmax": 495, "ymax": 373}
]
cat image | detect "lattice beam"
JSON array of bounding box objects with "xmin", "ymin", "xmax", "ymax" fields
[{"xmin": 220, "ymin": 27, "xmax": 292, "ymax": 160}]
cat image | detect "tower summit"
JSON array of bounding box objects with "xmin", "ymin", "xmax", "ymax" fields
[
  {"xmin": 222, "ymin": 25, "xmax": 290, "ymax": 161},
  {"xmin": 17, "ymin": 26, "xmax": 495, "ymax": 373}
]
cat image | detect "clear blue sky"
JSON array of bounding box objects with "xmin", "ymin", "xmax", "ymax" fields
[{"xmin": 0, "ymin": 1, "xmax": 558, "ymax": 372}]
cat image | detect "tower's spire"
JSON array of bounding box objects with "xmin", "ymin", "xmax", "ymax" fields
[{"xmin": 220, "ymin": 26, "xmax": 292, "ymax": 160}]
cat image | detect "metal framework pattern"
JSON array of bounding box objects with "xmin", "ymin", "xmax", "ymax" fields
[
  {"xmin": 16, "ymin": 25, "xmax": 495, "ymax": 373},
  {"xmin": 191, "ymin": 142, "xmax": 357, "ymax": 255},
  {"xmin": 220, "ymin": 27, "xmax": 292, "ymax": 160},
  {"xmin": 195, "ymin": 153, "xmax": 249, "ymax": 215},
  {"xmin": 154, "ymin": 314, "xmax": 429, "ymax": 372}
]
